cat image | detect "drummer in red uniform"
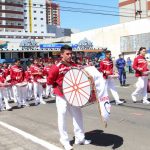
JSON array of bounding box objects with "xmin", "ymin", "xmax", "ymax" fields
[
  {"xmin": 0, "ymin": 64, "xmax": 12, "ymax": 111},
  {"xmin": 30, "ymin": 58, "xmax": 46, "ymax": 105},
  {"xmin": 43, "ymin": 59, "xmax": 55, "ymax": 98},
  {"xmin": 47, "ymin": 45, "xmax": 91, "ymax": 150},
  {"xmin": 99, "ymin": 50, "xmax": 124, "ymax": 105},
  {"xmin": 10, "ymin": 59, "xmax": 29, "ymax": 108}
]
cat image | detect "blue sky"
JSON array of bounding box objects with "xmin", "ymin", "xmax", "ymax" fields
[{"xmin": 54, "ymin": 0, "xmax": 120, "ymax": 32}]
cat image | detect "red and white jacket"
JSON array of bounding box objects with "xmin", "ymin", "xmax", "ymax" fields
[
  {"xmin": 0, "ymin": 69, "xmax": 5, "ymax": 83},
  {"xmin": 25, "ymin": 69, "xmax": 33, "ymax": 83},
  {"xmin": 43, "ymin": 65, "xmax": 52, "ymax": 77},
  {"xmin": 29, "ymin": 64, "xmax": 43, "ymax": 82},
  {"xmin": 99, "ymin": 58, "xmax": 114, "ymax": 79},
  {"xmin": 10, "ymin": 65, "xmax": 24, "ymax": 85},
  {"xmin": 132, "ymin": 55, "xmax": 149, "ymax": 77},
  {"xmin": 2, "ymin": 68, "xmax": 10, "ymax": 79},
  {"xmin": 47, "ymin": 61, "xmax": 77, "ymax": 97}
]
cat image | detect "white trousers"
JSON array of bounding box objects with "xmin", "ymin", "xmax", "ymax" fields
[
  {"xmin": 46, "ymin": 84, "xmax": 52, "ymax": 97},
  {"xmin": 7, "ymin": 87, "xmax": 14, "ymax": 100},
  {"xmin": 106, "ymin": 78, "xmax": 120, "ymax": 102},
  {"xmin": 56, "ymin": 96, "xmax": 85, "ymax": 145},
  {"xmin": 12, "ymin": 85, "xmax": 27, "ymax": 105},
  {"xmin": 132, "ymin": 76, "xmax": 148, "ymax": 101},
  {"xmin": 33, "ymin": 82, "xmax": 43, "ymax": 103},
  {"xmin": 27, "ymin": 82, "xmax": 33, "ymax": 100},
  {"xmin": 0, "ymin": 87, "xmax": 10, "ymax": 109}
]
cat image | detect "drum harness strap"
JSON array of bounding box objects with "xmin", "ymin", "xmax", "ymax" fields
[{"xmin": 83, "ymin": 69, "xmax": 108, "ymax": 127}]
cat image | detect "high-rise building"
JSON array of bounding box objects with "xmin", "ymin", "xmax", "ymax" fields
[
  {"xmin": 119, "ymin": 0, "xmax": 150, "ymax": 23},
  {"xmin": 0, "ymin": 0, "xmax": 24, "ymax": 32},
  {"xmin": 46, "ymin": 0, "xmax": 60, "ymax": 26},
  {"xmin": 24, "ymin": 0, "xmax": 47, "ymax": 34}
]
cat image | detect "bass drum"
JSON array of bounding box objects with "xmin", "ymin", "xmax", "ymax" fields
[{"xmin": 62, "ymin": 66, "xmax": 101, "ymax": 107}]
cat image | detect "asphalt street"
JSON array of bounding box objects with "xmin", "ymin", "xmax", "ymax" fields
[{"xmin": 0, "ymin": 73, "xmax": 150, "ymax": 150}]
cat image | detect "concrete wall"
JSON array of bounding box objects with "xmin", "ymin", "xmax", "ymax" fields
[{"xmin": 71, "ymin": 18, "xmax": 150, "ymax": 60}]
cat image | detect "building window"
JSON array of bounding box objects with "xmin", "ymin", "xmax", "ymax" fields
[
  {"xmin": 34, "ymin": 24, "xmax": 37, "ymax": 27},
  {"xmin": 41, "ymin": 31, "xmax": 44, "ymax": 33},
  {"xmin": 24, "ymin": 3, "xmax": 27, "ymax": 5},
  {"xmin": 24, "ymin": 17, "xmax": 27, "ymax": 19},
  {"xmin": 34, "ymin": 11, "xmax": 36, "ymax": 13},
  {"xmin": 34, "ymin": 17, "xmax": 37, "ymax": 20},
  {"xmin": 33, "ymin": 4, "xmax": 36, "ymax": 6},
  {"xmin": 40, "ymin": 5, "xmax": 43, "ymax": 7},
  {"xmin": 40, "ymin": 11, "xmax": 43, "ymax": 13},
  {"xmin": 34, "ymin": 31, "xmax": 37, "ymax": 33},
  {"xmin": 24, "ymin": 10, "xmax": 27, "ymax": 12},
  {"xmin": 41, "ymin": 18, "xmax": 43, "ymax": 20}
]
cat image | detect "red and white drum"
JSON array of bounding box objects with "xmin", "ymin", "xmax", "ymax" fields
[
  {"xmin": 62, "ymin": 66, "xmax": 100, "ymax": 107},
  {"xmin": 0, "ymin": 82, "xmax": 11, "ymax": 87},
  {"xmin": 16, "ymin": 82, "xmax": 28, "ymax": 87},
  {"xmin": 37, "ymin": 79, "xmax": 47, "ymax": 84}
]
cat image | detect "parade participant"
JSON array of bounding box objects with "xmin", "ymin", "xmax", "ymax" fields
[
  {"xmin": 30, "ymin": 58, "xmax": 46, "ymax": 105},
  {"xmin": 116, "ymin": 54, "xmax": 126, "ymax": 86},
  {"xmin": 25, "ymin": 66, "xmax": 33, "ymax": 101},
  {"xmin": 43, "ymin": 59, "xmax": 55, "ymax": 98},
  {"xmin": 126, "ymin": 57, "xmax": 132, "ymax": 73},
  {"xmin": 47, "ymin": 45, "xmax": 91, "ymax": 150},
  {"xmin": 0, "ymin": 64, "xmax": 12, "ymax": 111},
  {"xmin": 131, "ymin": 47, "xmax": 150, "ymax": 104},
  {"xmin": 10, "ymin": 59, "xmax": 29, "ymax": 107},
  {"xmin": 99, "ymin": 50, "xmax": 124, "ymax": 105},
  {"xmin": 3, "ymin": 63, "xmax": 14, "ymax": 102}
]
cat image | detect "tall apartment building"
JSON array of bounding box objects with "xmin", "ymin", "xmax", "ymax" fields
[
  {"xmin": 0, "ymin": 0, "xmax": 24, "ymax": 32},
  {"xmin": 46, "ymin": 1, "xmax": 60, "ymax": 26},
  {"xmin": 24, "ymin": 0, "xmax": 47, "ymax": 34},
  {"xmin": 119, "ymin": 0, "xmax": 150, "ymax": 23}
]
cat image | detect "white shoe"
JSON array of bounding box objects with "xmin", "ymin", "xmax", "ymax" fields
[
  {"xmin": 23, "ymin": 103, "xmax": 30, "ymax": 107},
  {"xmin": 131, "ymin": 94, "xmax": 137, "ymax": 103},
  {"xmin": 116, "ymin": 100, "xmax": 124, "ymax": 105},
  {"xmin": 75, "ymin": 139, "xmax": 91, "ymax": 145},
  {"xmin": 0, "ymin": 107, "xmax": 6, "ymax": 111},
  {"xmin": 40, "ymin": 100, "xmax": 46, "ymax": 104},
  {"xmin": 64, "ymin": 144, "xmax": 73, "ymax": 150},
  {"xmin": 6, "ymin": 106, "xmax": 12, "ymax": 110},
  {"xmin": 143, "ymin": 100, "xmax": 150, "ymax": 104}
]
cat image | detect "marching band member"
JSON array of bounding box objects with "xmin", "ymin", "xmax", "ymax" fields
[
  {"xmin": 30, "ymin": 58, "xmax": 46, "ymax": 105},
  {"xmin": 25, "ymin": 66, "xmax": 33, "ymax": 101},
  {"xmin": 131, "ymin": 47, "xmax": 150, "ymax": 104},
  {"xmin": 0, "ymin": 64, "xmax": 12, "ymax": 111},
  {"xmin": 43, "ymin": 59, "xmax": 55, "ymax": 98},
  {"xmin": 47, "ymin": 45, "xmax": 91, "ymax": 150},
  {"xmin": 99, "ymin": 50, "xmax": 124, "ymax": 105},
  {"xmin": 10, "ymin": 59, "xmax": 29, "ymax": 108},
  {"xmin": 3, "ymin": 63, "xmax": 14, "ymax": 102}
]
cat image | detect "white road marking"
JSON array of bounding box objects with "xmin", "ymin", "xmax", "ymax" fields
[{"xmin": 0, "ymin": 121, "xmax": 63, "ymax": 150}]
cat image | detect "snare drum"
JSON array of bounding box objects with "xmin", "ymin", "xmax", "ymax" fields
[
  {"xmin": 0, "ymin": 82, "xmax": 11, "ymax": 87},
  {"xmin": 37, "ymin": 79, "xmax": 46, "ymax": 84},
  {"xmin": 62, "ymin": 66, "xmax": 104, "ymax": 107},
  {"xmin": 16, "ymin": 82, "xmax": 28, "ymax": 87}
]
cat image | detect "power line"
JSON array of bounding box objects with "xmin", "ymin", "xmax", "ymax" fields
[
  {"xmin": 60, "ymin": 6, "xmax": 147, "ymax": 16},
  {"xmin": 22, "ymin": 4, "xmax": 144, "ymax": 19},
  {"xmin": 52, "ymin": 0, "xmax": 146, "ymax": 12}
]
